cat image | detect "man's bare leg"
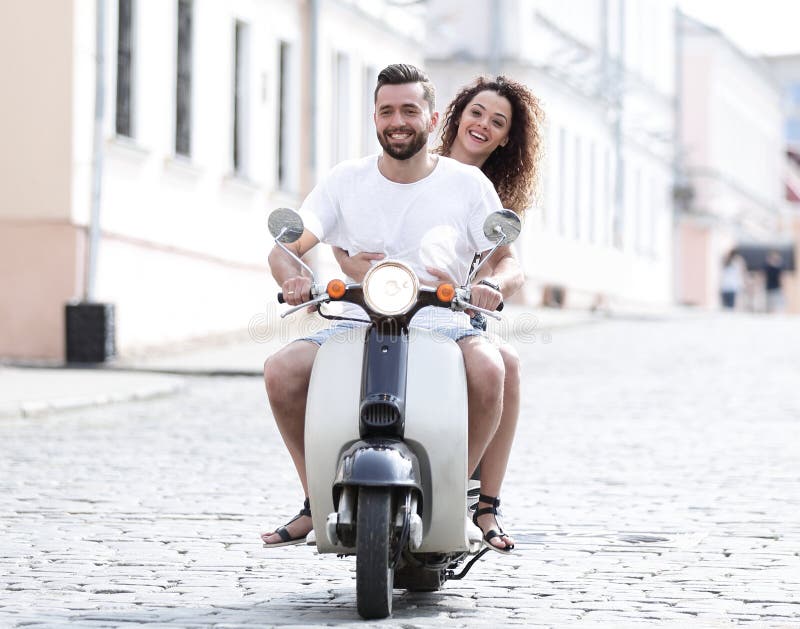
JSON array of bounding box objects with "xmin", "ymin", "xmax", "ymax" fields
[
  {"xmin": 261, "ymin": 341, "xmax": 317, "ymax": 544},
  {"xmin": 476, "ymin": 341, "xmax": 520, "ymax": 549}
]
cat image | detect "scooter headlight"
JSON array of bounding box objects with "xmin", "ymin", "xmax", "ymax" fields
[{"xmin": 362, "ymin": 261, "xmax": 419, "ymax": 316}]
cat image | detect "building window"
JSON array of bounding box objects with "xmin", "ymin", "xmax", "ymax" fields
[
  {"xmin": 613, "ymin": 159, "xmax": 625, "ymax": 250},
  {"xmin": 588, "ymin": 141, "xmax": 597, "ymax": 243},
  {"xmin": 331, "ymin": 52, "xmax": 350, "ymax": 164},
  {"xmin": 789, "ymin": 82, "xmax": 800, "ymax": 107},
  {"xmin": 634, "ymin": 168, "xmax": 643, "ymax": 253},
  {"xmin": 275, "ymin": 41, "xmax": 298, "ymax": 192},
  {"xmin": 558, "ymin": 127, "xmax": 566, "ymax": 236},
  {"xmin": 604, "ymin": 148, "xmax": 612, "ymax": 247},
  {"xmin": 175, "ymin": 0, "xmax": 193, "ymax": 157},
  {"xmin": 573, "ymin": 136, "xmax": 582, "ymax": 240},
  {"xmin": 787, "ymin": 118, "xmax": 800, "ymax": 145},
  {"xmin": 362, "ymin": 65, "xmax": 378, "ymax": 156},
  {"xmin": 648, "ymin": 176, "xmax": 658, "ymax": 256},
  {"xmin": 232, "ymin": 21, "xmax": 251, "ymax": 176},
  {"xmin": 277, "ymin": 41, "xmax": 290, "ymax": 187},
  {"xmin": 115, "ymin": 0, "xmax": 135, "ymax": 137}
]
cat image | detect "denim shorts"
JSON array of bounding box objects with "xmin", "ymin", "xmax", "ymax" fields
[{"xmin": 297, "ymin": 320, "xmax": 484, "ymax": 347}]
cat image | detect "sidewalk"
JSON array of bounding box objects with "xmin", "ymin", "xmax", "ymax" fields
[
  {"xmin": 0, "ymin": 366, "xmax": 185, "ymax": 419},
  {"xmin": 0, "ymin": 304, "xmax": 655, "ymax": 420}
]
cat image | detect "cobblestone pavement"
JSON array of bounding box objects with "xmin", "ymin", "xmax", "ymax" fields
[{"xmin": 1, "ymin": 313, "xmax": 799, "ymax": 628}]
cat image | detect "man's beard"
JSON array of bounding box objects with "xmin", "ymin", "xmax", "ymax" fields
[{"xmin": 377, "ymin": 127, "xmax": 429, "ymax": 160}]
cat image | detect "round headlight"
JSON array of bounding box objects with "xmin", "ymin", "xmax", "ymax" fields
[{"xmin": 362, "ymin": 261, "xmax": 419, "ymax": 316}]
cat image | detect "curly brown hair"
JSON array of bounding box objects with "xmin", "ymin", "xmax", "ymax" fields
[{"xmin": 435, "ymin": 76, "xmax": 545, "ymax": 216}]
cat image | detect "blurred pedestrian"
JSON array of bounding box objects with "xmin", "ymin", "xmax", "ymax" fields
[
  {"xmin": 720, "ymin": 250, "xmax": 744, "ymax": 310},
  {"xmin": 764, "ymin": 250, "xmax": 784, "ymax": 313}
]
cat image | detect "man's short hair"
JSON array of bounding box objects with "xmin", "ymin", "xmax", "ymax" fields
[{"xmin": 374, "ymin": 63, "xmax": 435, "ymax": 112}]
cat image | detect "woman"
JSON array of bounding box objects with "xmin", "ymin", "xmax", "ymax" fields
[
  {"xmin": 332, "ymin": 76, "xmax": 544, "ymax": 552},
  {"xmin": 720, "ymin": 250, "xmax": 743, "ymax": 310}
]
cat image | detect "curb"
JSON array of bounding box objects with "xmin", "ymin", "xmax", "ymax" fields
[{"xmin": 0, "ymin": 375, "xmax": 186, "ymax": 420}]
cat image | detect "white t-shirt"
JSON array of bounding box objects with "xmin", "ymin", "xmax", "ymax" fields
[
  {"xmin": 299, "ymin": 154, "xmax": 503, "ymax": 326},
  {"xmin": 720, "ymin": 262, "xmax": 743, "ymax": 292}
]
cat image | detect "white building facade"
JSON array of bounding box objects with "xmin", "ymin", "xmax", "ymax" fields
[
  {"xmin": 676, "ymin": 14, "xmax": 786, "ymax": 308},
  {"xmin": 0, "ymin": 0, "xmax": 424, "ymax": 359},
  {"xmin": 426, "ymin": 0, "xmax": 677, "ymax": 309},
  {"xmin": 765, "ymin": 52, "xmax": 800, "ymax": 312}
]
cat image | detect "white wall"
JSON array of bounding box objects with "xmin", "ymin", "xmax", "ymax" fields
[
  {"xmin": 314, "ymin": 0, "xmax": 425, "ymax": 174},
  {"xmin": 71, "ymin": 0, "xmax": 425, "ymax": 352},
  {"xmin": 682, "ymin": 17, "xmax": 784, "ymax": 227},
  {"xmin": 427, "ymin": 0, "xmax": 676, "ymax": 307},
  {"xmin": 678, "ymin": 14, "xmax": 785, "ymax": 306}
]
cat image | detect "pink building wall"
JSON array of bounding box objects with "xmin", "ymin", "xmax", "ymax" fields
[
  {"xmin": 0, "ymin": 222, "xmax": 84, "ymax": 359},
  {"xmin": 678, "ymin": 220, "xmax": 710, "ymax": 306}
]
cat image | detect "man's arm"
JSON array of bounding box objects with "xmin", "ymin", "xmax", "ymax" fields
[{"xmin": 267, "ymin": 230, "xmax": 320, "ymax": 305}]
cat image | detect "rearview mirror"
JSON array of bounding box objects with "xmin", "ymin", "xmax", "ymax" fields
[
  {"xmin": 268, "ymin": 208, "xmax": 304, "ymax": 244},
  {"xmin": 483, "ymin": 209, "xmax": 521, "ymax": 245}
]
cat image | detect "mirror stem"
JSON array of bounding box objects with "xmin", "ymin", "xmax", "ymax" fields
[
  {"xmin": 468, "ymin": 233, "xmax": 507, "ymax": 284},
  {"xmin": 275, "ymin": 239, "xmax": 316, "ymax": 282}
]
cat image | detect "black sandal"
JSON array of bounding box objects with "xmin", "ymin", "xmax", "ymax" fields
[
  {"xmin": 472, "ymin": 494, "xmax": 515, "ymax": 554},
  {"xmin": 261, "ymin": 498, "xmax": 312, "ymax": 548}
]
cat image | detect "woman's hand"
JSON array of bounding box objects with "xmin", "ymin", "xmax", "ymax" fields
[{"xmin": 332, "ymin": 247, "xmax": 385, "ymax": 282}]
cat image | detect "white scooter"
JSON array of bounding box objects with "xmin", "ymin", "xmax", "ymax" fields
[{"xmin": 268, "ymin": 207, "xmax": 521, "ymax": 619}]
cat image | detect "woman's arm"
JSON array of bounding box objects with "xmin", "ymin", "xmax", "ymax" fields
[
  {"xmin": 474, "ymin": 245, "xmax": 525, "ymax": 298},
  {"xmin": 332, "ymin": 246, "xmax": 385, "ymax": 282}
]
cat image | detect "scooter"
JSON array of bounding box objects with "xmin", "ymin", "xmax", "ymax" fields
[{"xmin": 268, "ymin": 207, "xmax": 521, "ymax": 619}]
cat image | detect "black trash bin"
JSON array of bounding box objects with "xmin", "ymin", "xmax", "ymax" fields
[{"xmin": 65, "ymin": 302, "xmax": 116, "ymax": 363}]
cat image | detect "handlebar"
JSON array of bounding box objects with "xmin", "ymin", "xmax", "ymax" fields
[
  {"xmin": 277, "ymin": 283, "xmax": 321, "ymax": 305},
  {"xmin": 277, "ymin": 284, "xmax": 503, "ymax": 319}
]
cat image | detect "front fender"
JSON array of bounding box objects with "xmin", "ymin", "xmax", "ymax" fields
[{"xmin": 333, "ymin": 439, "xmax": 421, "ymax": 506}]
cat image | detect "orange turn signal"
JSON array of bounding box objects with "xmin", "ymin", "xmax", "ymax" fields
[
  {"xmin": 436, "ymin": 283, "xmax": 455, "ymax": 303},
  {"xmin": 326, "ymin": 279, "xmax": 346, "ymax": 300}
]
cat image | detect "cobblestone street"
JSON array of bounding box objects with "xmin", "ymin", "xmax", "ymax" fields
[{"xmin": 1, "ymin": 313, "xmax": 799, "ymax": 627}]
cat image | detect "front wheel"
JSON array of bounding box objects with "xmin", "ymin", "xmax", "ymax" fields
[{"xmin": 356, "ymin": 487, "xmax": 394, "ymax": 619}]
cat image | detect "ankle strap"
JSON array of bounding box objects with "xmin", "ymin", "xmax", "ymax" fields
[
  {"xmin": 478, "ymin": 494, "xmax": 500, "ymax": 507},
  {"xmin": 300, "ymin": 497, "xmax": 311, "ymax": 517}
]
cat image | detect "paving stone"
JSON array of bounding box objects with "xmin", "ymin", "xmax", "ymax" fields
[{"xmin": 2, "ymin": 315, "xmax": 800, "ymax": 626}]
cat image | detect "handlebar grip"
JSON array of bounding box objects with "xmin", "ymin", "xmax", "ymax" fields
[
  {"xmin": 277, "ymin": 293, "xmax": 285, "ymax": 304},
  {"xmin": 497, "ymin": 301, "xmax": 504, "ymax": 312}
]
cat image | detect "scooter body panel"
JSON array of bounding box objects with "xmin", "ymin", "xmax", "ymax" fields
[
  {"xmin": 404, "ymin": 327, "xmax": 469, "ymax": 552},
  {"xmin": 306, "ymin": 324, "xmax": 469, "ymax": 555},
  {"xmin": 305, "ymin": 326, "xmax": 365, "ymax": 553}
]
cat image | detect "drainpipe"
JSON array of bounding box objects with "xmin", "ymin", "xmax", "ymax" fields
[
  {"xmin": 86, "ymin": 0, "xmax": 105, "ymax": 302},
  {"xmin": 65, "ymin": 0, "xmax": 115, "ymax": 363}
]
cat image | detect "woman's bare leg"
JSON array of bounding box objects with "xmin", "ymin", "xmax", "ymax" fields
[{"xmin": 476, "ymin": 341, "xmax": 520, "ymax": 549}]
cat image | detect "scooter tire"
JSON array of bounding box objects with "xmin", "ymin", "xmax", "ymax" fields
[{"xmin": 356, "ymin": 487, "xmax": 394, "ymax": 619}]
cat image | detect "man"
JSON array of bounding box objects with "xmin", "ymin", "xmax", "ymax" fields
[
  {"xmin": 262, "ymin": 64, "xmax": 516, "ymax": 552},
  {"xmin": 764, "ymin": 250, "xmax": 784, "ymax": 313}
]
